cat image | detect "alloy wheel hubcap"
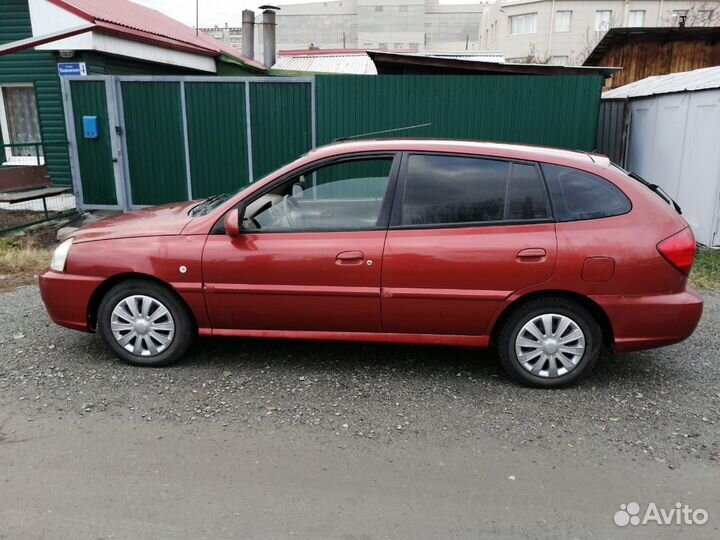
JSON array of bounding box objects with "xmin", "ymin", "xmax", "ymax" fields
[
  {"xmin": 110, "ymin": 295, "xmax": 175, "ymax": 357},
  {"xmin": 515, "ymin": 313, "xmax": 585, "ymax": 378}
]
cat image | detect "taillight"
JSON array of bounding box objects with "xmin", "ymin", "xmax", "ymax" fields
[{"xmin": 657, "ymin": 227, "xmax": 696, "ymax": 275}]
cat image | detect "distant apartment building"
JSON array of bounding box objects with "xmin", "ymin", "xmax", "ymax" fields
[
  {"xmin": 482, "ymin": 0, "xmax": 720, "ymax": 65},
  {"xmin": 199, "ymin": 23, "xmax": 243, "ymax": 50},
  {"xmin": 273, "ymin": 0, "xmax": 489, "ymax": 53}
]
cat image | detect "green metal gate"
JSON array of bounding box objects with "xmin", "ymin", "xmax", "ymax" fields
[
  {"xmin": 62, "ymin": 74, "xmax": 602, "ymax": 210},
  {"xmin": 62, "ymin": 76, "xmax": 314, "ymax": 210},
  {"xmin": 67, "ymin": 80, "xmax": 117, "ymax": 206}
]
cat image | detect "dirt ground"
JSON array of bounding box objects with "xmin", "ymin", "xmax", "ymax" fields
[{"xmin": 0, "ymin": 220, "xmax": 70, "ymax": 292}]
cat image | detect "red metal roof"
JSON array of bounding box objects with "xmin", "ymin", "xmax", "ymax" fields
[{"xmin": 48, "ymin": 0, "xmax": 265, "ymax": 70}]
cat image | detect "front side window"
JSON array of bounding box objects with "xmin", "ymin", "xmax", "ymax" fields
[
  {"xmin": 247, "ymin": 157, "xmax": 393, "ymax": 231},
  {"xmin": 509, "ymin": 13, "xmax": 538, "ymax": 35},
  {"xmin": 0, "ymin": 84, "xmax": 43, "ymax": 165},
  {"xmin": 400, "ymin": 155, "xmax": 549, "ymax": 226},
  {"xmin": 541, "ymin": 163, "xmax": 631, "ymax": 222}
]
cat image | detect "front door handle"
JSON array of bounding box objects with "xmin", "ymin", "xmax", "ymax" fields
[
  {"xmin": 517, "ymin": 248, "xmax": 547, "ymax": 261},
  {"xmin": 336, "ymin": 250, "xmax": 365, "ymax": 265}
]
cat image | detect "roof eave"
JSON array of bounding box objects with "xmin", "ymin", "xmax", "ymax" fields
[
  {"xmin": 217, "ymin": 53, "xmax": 268, "ymax": 73},
  {"xmin": 369, "ymin": 51, "xmax": 620, "ymax": 78},
  {"xmin": 0, "ymin": 23, "xmax": 95, "ymax": 57}
]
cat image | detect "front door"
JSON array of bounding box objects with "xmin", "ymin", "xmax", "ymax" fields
[
  {"xmin": 381, "ymin": 153, "xmax": 557, "ymax": 336},
  {"xmin": 202, "ymin": 155, "xmax": 398, "ymax": 333}
]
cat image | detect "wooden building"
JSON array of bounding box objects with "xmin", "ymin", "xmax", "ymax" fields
[{"xmin": 584, "ymin": 27, "xmax": 720, "ymax": 90}]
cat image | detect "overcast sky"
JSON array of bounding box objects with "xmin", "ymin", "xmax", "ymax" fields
[{"xmin": 133, "ymin": 0, "xmax": 484, "ymax": 28}]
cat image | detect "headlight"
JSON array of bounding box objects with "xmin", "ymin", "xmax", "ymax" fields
[{"xmin": 50, "ymin": 238, "xmax": 73, "ymax": 272}]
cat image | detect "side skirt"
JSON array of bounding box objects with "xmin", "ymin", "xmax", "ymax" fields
[{"xmin": 197, "ymin": 328, "xmax": 489, "ymax": 348}]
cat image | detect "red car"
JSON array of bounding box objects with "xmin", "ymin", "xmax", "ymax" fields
[{"xmin": 40, "ymin": 140, "xmax": 702, "ymax": 387}]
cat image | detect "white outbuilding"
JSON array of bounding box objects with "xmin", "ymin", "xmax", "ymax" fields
[{"xmin": 603, "ymin": 66, "xmax": 720, "ymax": 247}]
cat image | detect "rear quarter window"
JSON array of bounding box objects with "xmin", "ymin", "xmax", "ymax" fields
[{"xmin": 541, "ymin": 163, "xmax": 631, "ymax": 222}]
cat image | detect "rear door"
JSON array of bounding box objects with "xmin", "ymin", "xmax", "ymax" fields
[{"xmin": 381, "ymin": 153, "xmax": 557, "ymax": 336}]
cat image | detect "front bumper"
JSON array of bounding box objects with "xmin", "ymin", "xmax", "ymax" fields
[
  {"xmin": 38, "ymin": 269, "xmax": 105, "ymax": 332},
  {"xmin": 592, "ymin": 288, "xmax": 704, "ymax": 353}
]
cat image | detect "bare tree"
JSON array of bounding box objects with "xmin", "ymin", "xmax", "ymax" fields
[
  {"xmin": 513, "ymin": 42, "xmax": 551, "ymax": 64},
  {"xmin": 574, "ymin": 11, "xmax": 620, "ymax": 65},
  {"xmin": 660, "ymin": 1, "xmax": 720, "ymax": 27}
]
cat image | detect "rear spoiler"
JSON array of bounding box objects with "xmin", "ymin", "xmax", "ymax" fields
[{"xmin": 627, "ymin": 172, "xmax": 682, "ymax": 214}]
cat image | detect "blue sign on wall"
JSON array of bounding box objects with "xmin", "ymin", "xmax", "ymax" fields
[{"xmin": 58, "ymin": 62, "xmax": 88, "ymax": 77}]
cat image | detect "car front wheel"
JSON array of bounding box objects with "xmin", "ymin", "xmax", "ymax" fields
[
  {"xmin": 97, "ymin": 280, "xmax": 194, "ymax": 367},
  {"xmin": 498, "ymin": 298, "xmax": 602, "ymax": 388}
]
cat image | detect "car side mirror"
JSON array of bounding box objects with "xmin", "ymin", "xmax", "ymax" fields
[{"xmin": 224, "ymin": 208, "xmax": 241, "ymax": 237}]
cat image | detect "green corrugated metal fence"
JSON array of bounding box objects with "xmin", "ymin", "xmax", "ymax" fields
[
  {"xmin": 122, "ymin": 82, "xmax": 188, "ymax": 205},
  {"xmin": 250, "ymin": 82, "xmax": 312, "ymax": 179},
  {"xmin": 63, "ymin": 74, "xmax": 602, "ymax": 210},
  {"xmin": 316, "ymin": 75, "xmax": 603, "ymax": 151},
  {"xmin": 185, "ymin": 82, "xmax": 249, "ymax": 199}
]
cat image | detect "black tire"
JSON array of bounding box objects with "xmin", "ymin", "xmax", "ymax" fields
[
  {"xmin": 497, "ymin": 297, "xmax": 602, "ymax": 388},
  {"xmin": 97, "ymin": 279, "xmax": 195, "ymax": 367}
]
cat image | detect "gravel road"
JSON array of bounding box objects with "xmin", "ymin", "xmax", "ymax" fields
[
  {"xmin": 1, "ymin": 285, "xmax": 719, "ymax": 539},
  {"xmin": 1, "ymin": 285, "xmax": 718, "ymax": 465}
]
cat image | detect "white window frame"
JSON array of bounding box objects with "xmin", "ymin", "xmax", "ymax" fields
[
  {"xmin": 554, "ymin": 11, "xmax": 572, "ymax": 32},
  {"xmin": 0, "ymin": 83, "xmax": 45, "ymax": 166},
  {"xmin": 595, "ymin": 10, "xmax": 613, "ymax": 32},
  {"xmin": 628, "ymin": 10, "xmax": 645, "ymax": 27},
  {"xmin": 509, "ymin": 13, "xmax": 538, "ymax": 36}
]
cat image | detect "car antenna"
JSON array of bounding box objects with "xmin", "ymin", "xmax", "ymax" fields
[{"xmin": 333, "ymin": 122, "xmax": 432, "ymax": 142}]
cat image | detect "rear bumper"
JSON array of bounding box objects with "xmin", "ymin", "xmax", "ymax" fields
[
  {"xmin": 592, "ymin": 288, "xmax": 704, "ymax": 353},
  {"xmin": 39, "ymin": 269, "xmax": 104, "ymax": 332}
]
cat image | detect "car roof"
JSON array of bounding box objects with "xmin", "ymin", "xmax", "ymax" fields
[{"xmin": 308, "ymin": 139, "xmax": 610, "ymax": 169}]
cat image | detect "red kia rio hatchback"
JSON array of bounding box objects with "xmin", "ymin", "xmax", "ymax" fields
[{"xmin": 40, "ymin": 140, "xmax": 703, "ymax": 387}]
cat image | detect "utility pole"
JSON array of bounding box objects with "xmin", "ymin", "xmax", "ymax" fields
[{"xmin": 195, "ymin": 0, "xmax": 199, "ymax": 36}]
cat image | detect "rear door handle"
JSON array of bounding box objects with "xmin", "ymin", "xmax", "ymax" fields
[
  {"xmin": 336, "ymin": 250, "xmax": 365, "ymax": 265},
  {"xmin": 517, "ymin": 248, "xmax": 547, "ymax": 261}
]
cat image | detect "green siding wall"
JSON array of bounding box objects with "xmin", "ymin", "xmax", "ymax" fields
[
  {"xmin": 185, "ymin": 82, "xmax": 249, "ymax": 198},
  {"xmin": 316, "ymin": 75, "xmax": 603, "ymax": 152},
  {"xmin": 121, "ymin": 82, "xmax": 188, "ymax": 205},
  {"xmin": 0, "ymin": 0, "xmax": 71, "ymax": 186}
]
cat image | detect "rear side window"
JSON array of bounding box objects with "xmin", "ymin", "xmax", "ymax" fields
[
  {"xmin": 541, "ymin": 164, "xmax": 631, "ymax": 222},
  {"xmin": 400, "ymin": 154, "xmax": 550, "ymax": 226}
]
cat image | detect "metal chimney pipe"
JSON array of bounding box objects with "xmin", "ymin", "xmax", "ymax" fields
[
  {"xmin": 241, "ymin": 9, "xmax": 255, "ymax": 59},
  {"xmin": 259, "ymin": 5, "xmax": 279, "ymax": 67}
]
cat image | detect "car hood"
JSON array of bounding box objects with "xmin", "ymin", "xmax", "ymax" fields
[{"xmin": 71, "ymin": 201, "xmax": 198, "ymax": 243}]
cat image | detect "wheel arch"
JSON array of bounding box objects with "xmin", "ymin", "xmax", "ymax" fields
[
  {"xmin": 87, "ymin": 272, "xmax": 198, "ymax": 331},
  {"xmin": 490, "ymin": 290, "xmax": 614, "ymax": 350}
]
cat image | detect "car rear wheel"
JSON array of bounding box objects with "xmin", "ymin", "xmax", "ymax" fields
[
  {"xmin": 498, "ymin": 298, "xmax": 602, "ymax": 388},
  {"xmin": 97, "ymin": 280, "xmax": 194, "ymax": 367}
]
